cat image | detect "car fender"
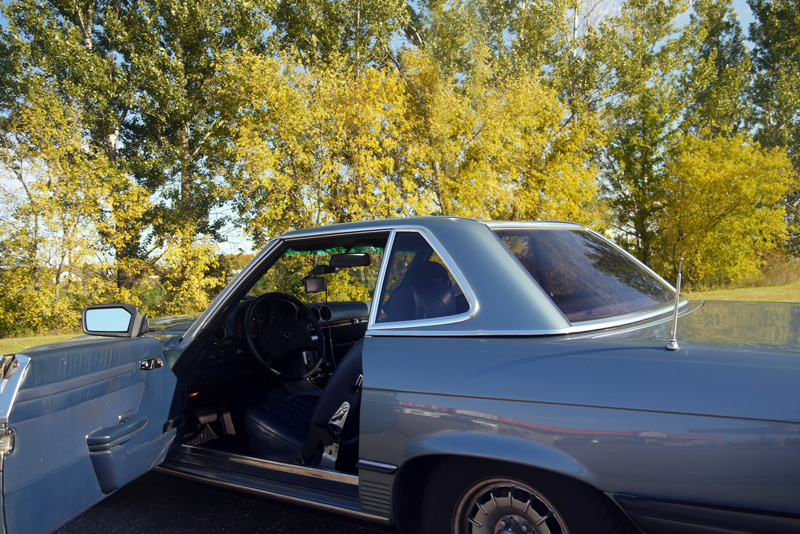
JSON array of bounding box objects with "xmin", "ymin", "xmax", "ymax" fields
[{"xmin": 403, "ymin": 430, "xmax": 592, "ymax": 483}]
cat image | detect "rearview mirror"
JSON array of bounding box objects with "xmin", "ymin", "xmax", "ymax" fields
[
  {"xmin": 329, "ymin": 253, "xmax": 370, "ymax": 268},
  {"xmin": 82, "ymin": 304, "xmax": 148, "ymax": 338}
]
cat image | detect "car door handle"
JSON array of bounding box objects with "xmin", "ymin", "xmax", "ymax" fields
[
  {"xmin": 140, "ymin": 357, "xmax": 164, "ymax": 370},
  {"xmin": 87, "ymin": 414, "xmax": 149, "ymax": 452}
]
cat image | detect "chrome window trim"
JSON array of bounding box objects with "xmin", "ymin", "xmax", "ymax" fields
[
  {"xmin": 564, "ymin": 299, "xmax": 687, "ymax": 333},
  {"xmin": 367, "ymin": 230, "xmax": 397, "ymax": 327},
  {"xmin": 587, "ymin": 299, "xmax": 700, "ymax": 339},
  {"xmin": 0, "ymin": 353, "xmax": 31, "ymax": 425},
  {"xmin": 189, "ymin": 221, "xmax": 481, "ymax": 337},
  {"xmin": 189, "ymin": 219, "xmax": 682, "ymax": 341},
  {"xmin": 486, "ymin": 220, "xmax": 584, "ymax": 231},
  {"xmin": 366, "ymin": 226, "xmax": 478, "ymax": 331},
  {"xmin": 367, "ymin": 301, "xmax": 686, "ymax": 337}
]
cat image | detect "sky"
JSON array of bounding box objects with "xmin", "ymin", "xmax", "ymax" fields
[{"xmin": 732, "ymin": 0, "xmax": 756, "ymax": 29}]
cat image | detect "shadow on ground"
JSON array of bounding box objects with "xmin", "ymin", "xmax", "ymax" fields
[{"xmin": 55, "ymin": 472, "xmax": 395, "ymax": 534}]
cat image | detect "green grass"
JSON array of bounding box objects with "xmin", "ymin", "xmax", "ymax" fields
[
  {"xmin": 0, "ymin": 333, "xmax": 80, "ymax": 355},
  {"xmin": 687, "ymin": 279, "xmax": 800, "ymax": 303}
]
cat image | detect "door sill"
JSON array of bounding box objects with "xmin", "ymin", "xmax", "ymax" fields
[{"xmin": 158, "ymin": 445, "xmax": 390, "ymax": 524}]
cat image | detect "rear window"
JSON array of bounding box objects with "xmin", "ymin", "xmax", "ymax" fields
[{"xmin": 493, "ymin": 228, "xmax": 673, "ymax": 322}]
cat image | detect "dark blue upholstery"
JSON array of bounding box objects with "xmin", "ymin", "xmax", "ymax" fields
[
  {"xmin": 244, "ymin": 341, "xmax": 363, "ymax": 465},
  {"xmin": 385, "ymin": 261, "xmax": 458, "ymax": 322},
  {"xmin": 244, "ymin": 390, "xmax": 321, "ymax": 463}
]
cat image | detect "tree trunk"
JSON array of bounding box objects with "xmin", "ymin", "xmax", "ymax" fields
[{"xmin": 179, "ymin": 124, "xmax": 193, "ymax": 212}]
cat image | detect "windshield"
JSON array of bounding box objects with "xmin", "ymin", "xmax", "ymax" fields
[
  {"xmin": 494, "ymin": 228, "xmax": 674, "ymax": 322},
  {"xmin": 247, "ymin": 243, "xmax": 386, "ymax": 305}
]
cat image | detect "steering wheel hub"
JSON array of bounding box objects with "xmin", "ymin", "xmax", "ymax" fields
[{"xmin": 244, "ymin": 292, "xmax": 326, "ymax": 380}]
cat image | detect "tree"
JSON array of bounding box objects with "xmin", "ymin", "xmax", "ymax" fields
[
  {"xmin": 1, "ymin": 0, "xmax": 276, "ymax": 291},
  {"xmin": 219, "ymin": 49, "xmax": 604, "ymax": 245},
  {"xmin": 399, "ymin": 50, "xmax": 604, "ymax": 225},
  {"xmin": 270, "ymin": 0, "xmax": 409, "ymax": 72},
  {"xmin": 682, "ymin": 0, "xmax": 752, "ymax": 136},
  {"xmin": 409, "ymin": 0, "xmax": 609, "ymax": 116},
  {"xmin": 218, "ymin": 52, "xmax": 419, "ymax": 245},
  {"xmin": 116, "ymin": 0, "xmax": 274, "ymax": 246},
  {"xmin": 749, "ymin": 0, "xmax": 800, "ymax": 252},
  {"xmin": 655, "ymin": 134, "xmax": 795, "ymax": 285},
  {"xmin": 2, "ymin": 0, "xmax": 141, "ymax": 287},
  {"xmin": 598, "ymin": 0, "xmax": 690, "ymax": 265},
  {"xmin": 0, "ymin": 86, "xmax": 149, "ymax": 334}
]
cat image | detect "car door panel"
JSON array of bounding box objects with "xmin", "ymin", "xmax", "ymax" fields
[{"xmin": 3, "ymin": 336, "xmax": 176, "ymax": 534}]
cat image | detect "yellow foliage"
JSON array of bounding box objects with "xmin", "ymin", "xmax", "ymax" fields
[
  {"xmin": 156, "ymin": 225, "xmax": 226, "ymax": 315},
  {"xmin": 0, "ymin": 87, "xmax": 153, "ymax": 334},
  {"xmin": 656, "ymin": 134, "xmax": 796, "ymax": 286},
  {"xmin": 400, "ymin": 50, "xmax": 604, "ymax": 226},
  {"xmin": 220, "ymin": 49, "xmax": 605, "ymax": 246}
]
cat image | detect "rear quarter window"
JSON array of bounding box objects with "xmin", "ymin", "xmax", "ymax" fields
[{"xmin": 493, "ymin": 228, "xmax": 674, "ymax": 322}]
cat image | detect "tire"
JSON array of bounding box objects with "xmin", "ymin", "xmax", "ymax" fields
[{"xmin": 420, "ymin": 461, "xmax": 634, "ymax": 534}]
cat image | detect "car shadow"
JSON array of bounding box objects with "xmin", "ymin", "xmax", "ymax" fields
[{"xmin": 55, "ymin": 472, "xmax": 395, "ymax": 534}]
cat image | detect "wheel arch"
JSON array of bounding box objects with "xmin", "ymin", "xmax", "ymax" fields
[{"xmin": 392, "ymin": 432, "xmax": 609, "ymax": 533}]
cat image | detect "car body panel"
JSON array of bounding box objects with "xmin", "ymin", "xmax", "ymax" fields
[
  {"xmin": 614, "ymin": 495, "xmax": 800, "ymax": 534},
  {"xmin": 361, "ymin": 326, "xmax": 800, "ymax": 424},
  {"xmin": 2, "ymin": 336, "xmax": 176, "ymax": 534},
  {"xmin": 359, "ymin": 329, "xmax": 800, "ymax": 515}
]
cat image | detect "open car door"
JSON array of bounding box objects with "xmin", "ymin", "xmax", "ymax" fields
[{"xmin": 0, "ymin": 308, "xmax": 178, "ymax": 534}]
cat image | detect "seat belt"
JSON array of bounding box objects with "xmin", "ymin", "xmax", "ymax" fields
[{"xmin": 297, "ymin": 373, "xmax": 362, "ymax": 466}]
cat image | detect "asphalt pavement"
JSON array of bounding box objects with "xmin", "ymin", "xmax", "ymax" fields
[{"xmin": 55, "ymin": 472, "xmax": 395, "ymax": 534}]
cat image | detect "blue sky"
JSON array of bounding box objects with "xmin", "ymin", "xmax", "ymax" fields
[{"xmin": 732, "ymin": 0, "xmax": 755, "ymax": 30}]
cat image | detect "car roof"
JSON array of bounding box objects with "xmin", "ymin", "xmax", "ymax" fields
[{"xmin": 279, "ymin": 216, "xmax": 586, "ymax": 239}]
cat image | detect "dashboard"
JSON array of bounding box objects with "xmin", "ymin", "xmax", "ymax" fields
[{"xmin": 196, "ymin": 298, "xmax": 371, "ymax": 383}]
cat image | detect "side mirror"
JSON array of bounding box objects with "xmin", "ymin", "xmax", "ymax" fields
[{"xmin": 82, "ymin": 304, "xmax": 148, "ymax": 338}]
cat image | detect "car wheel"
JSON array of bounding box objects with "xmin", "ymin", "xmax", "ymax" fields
[{"xmin": 421, "ymin": 462, "xmax": 632, "ymax": 534}]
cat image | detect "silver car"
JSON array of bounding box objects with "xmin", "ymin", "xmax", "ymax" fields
[{"xmin": 2, "ymin": 217, "xmax": 799, "ymax": 534}]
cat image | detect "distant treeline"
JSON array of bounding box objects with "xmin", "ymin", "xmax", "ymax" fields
[{"xmin": 0, "ymin": 0, "xmax": 798, "ymax": 336}]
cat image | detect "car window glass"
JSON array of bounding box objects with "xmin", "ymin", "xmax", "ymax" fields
[
  {"xmin": 494, "ymin": 228, "xmax": 674, "ymax": 322},
  {"xmin": 377, "ymin": 232, "xmax": 469, "ymax": 323},
  {"xmin": 248, "ymin": 243, "xmax": 385, "ymax": 305}
]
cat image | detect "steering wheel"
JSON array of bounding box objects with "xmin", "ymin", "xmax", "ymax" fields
[{"xmin": 244, "ymin": 292, "xmax": 326, "ymax": 379}]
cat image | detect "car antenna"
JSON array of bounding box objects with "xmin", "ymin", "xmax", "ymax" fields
[{"xmin": 666, "ymin": 258, "xmax": 684, "ymax": 351}]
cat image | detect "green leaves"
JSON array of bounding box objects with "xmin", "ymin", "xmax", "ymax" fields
[
  {"xmin": 682, "ymin": 0, "xmax": 752, "ymax": 136},
  {"xmin": 749, "ymin": 0, "xmax": 800, "ymax": 252}
]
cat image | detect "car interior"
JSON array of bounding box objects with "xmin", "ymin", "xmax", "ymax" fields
[{"xmin": 176, "ymin": 230, "xmax": 468, "ymax": 473}]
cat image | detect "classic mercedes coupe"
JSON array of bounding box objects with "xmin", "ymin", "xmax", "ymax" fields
[{"xmin": 1, "ymin": 217, "xmax": 799, "ymax": 534}]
